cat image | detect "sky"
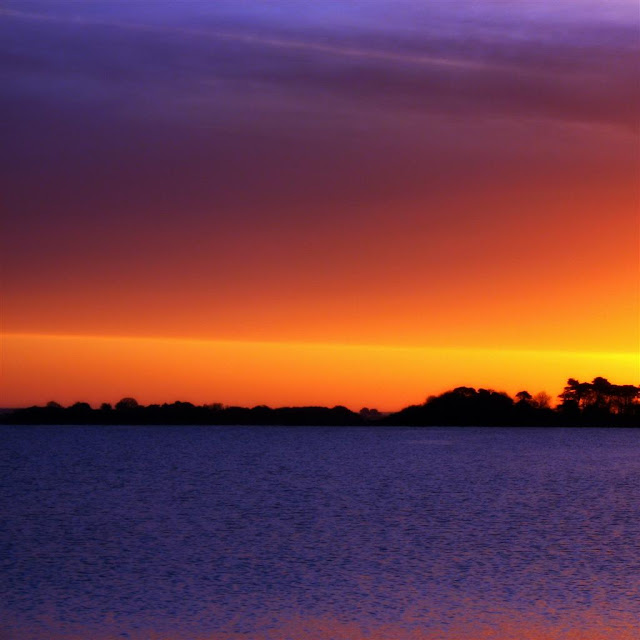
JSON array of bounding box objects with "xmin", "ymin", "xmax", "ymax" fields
[{"xmin": 1, "ymin": 0, "xmax": 639, "ymax": 409}]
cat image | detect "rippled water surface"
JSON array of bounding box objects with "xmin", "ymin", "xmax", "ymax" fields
[{"xmin": 1, "ymin": 426, "xmax": 639, "ymax": 639}]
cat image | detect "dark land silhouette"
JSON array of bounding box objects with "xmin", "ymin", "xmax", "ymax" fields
[{"xmin": 2, "ymin": 378, "xmax": 638, "ymax": 427}]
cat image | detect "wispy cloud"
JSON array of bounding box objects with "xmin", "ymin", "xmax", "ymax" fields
[
  {"xmin": 1, "ymin": 2, "xmax": 638, "ymax": 129},
  {"xmin": 0, "ymin": 7, "xmax": 509, "ymax": 73}
]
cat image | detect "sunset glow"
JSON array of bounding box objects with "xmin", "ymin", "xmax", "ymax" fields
[
  {"xmin": 1, "ymin": 0, "xmax": 638, "ymax": 408},
  {"xmin": 3, "ymin": 333, "xmax": 638, "ymax": 411},
  {"xmin": 3, "ymin": 6, "xmax": 639, "ymax": 640}
]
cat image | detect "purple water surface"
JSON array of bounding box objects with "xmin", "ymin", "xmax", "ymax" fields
[{"xmin": 1, "ymin": 426, "xmax": 639, "ymax": 639}]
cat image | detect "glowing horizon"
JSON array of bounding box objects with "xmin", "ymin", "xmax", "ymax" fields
[
  {"xmin": 1, "ymin": 0, "xmax": 638, "ymax": 409},
  {"xmin": 3, "ymin": 332, "xmax": 638, "ymax": 411}
]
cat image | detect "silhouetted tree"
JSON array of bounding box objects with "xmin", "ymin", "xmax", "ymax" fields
[
  {"xmin": 360, "ymin": 407, "xmax": 382, "ymax": 420},
  {"xmin": 70, "ymin": 402, "xmax": 91, "ymax": 411},
  {"xmin": 611, "ymin": 385, "xmax": 640, "ymax": 414},
  {"xmin": 531, "ymin": 391, "xmax": 552, "ymax": 409},
  {"xmin": 558, "ymin": 377, "xmax": 639, "ymax": 422},
  {"xmin": 115, "ymin": 397, "xmax": 139, "ymax": 411},
  {"xmin": 590, "ymin": 377, "xmax": 613, "ymax": 411},
  {"xmin": 559, "ymin": 378, "xmax": 592, "ymax": 410},
  {"xmin": 515, "ymin": 391, "xmax": 532, "ymax": 404}
]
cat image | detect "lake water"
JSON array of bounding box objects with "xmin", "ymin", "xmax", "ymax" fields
[{"xmin": 1, "ymin": 425, "xmax": 638, "ymax": 639}]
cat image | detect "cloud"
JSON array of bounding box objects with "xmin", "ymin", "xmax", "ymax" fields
[
  {"xmin": 1, "ymin": 2, "xmax": 638, "ymax": 129},
  {"xmin": 0, "ymin": 6, "xmax": 520, "ymax": 75}
]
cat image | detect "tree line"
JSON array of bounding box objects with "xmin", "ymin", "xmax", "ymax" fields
[
  {"xmin": 2, "ymin": 377, "xmax": 638, "ymax": 427},
  {"xmin": 385, "ymin": 377, "xmax": 638, "ymax": 426}
]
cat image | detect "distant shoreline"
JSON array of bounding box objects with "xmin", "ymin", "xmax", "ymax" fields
[
  {"xmin": 1, "ymin": 423, "xmax": 637, "ymax": 430},
  {"xmin": 2, "ymin": 377, "xmax": 638, "ymax": 427}
]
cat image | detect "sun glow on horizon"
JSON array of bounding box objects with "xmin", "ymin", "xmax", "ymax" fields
[
  {"xmin": 1, "ymin": 0, "xmax": 638, "ymax": 415},
  {"xmin": 3, "ymin": 332, "xmax": 638, "ymax": 411}
]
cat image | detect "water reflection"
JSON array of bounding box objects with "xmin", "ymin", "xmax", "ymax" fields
[{"xmin": 4, "ymin": 611, "xmax": 639, "ymax": 640}]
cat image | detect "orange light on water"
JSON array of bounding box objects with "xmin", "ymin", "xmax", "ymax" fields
[{"xmin": 8, "ymin": 611, "xmax": 639, "ymax": 640}]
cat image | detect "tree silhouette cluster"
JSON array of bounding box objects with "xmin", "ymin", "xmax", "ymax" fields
[
  {"xmin": 2, "ymin": 377, "xmax": 638, "ymax": 427},
  {"xmin": 386, "ymin": 378, "xmax": 637, "ymax": 426},
  {"xmin": 558, "ymin": 377, "xmax": 639, "ymax": 421}
]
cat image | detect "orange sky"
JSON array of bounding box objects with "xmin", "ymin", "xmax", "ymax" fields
[
  {"xmin": 1, "ymin": 2, "xmax": 638, "ymax": 409},
  {"xmin": 2, "ymin": 333, "xmax": 638, "ymax": 411}
]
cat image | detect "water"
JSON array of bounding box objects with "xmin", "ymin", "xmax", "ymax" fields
[{"xmin": 1, "ymin": 425, "xmax": 638, "ymax": 639}]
